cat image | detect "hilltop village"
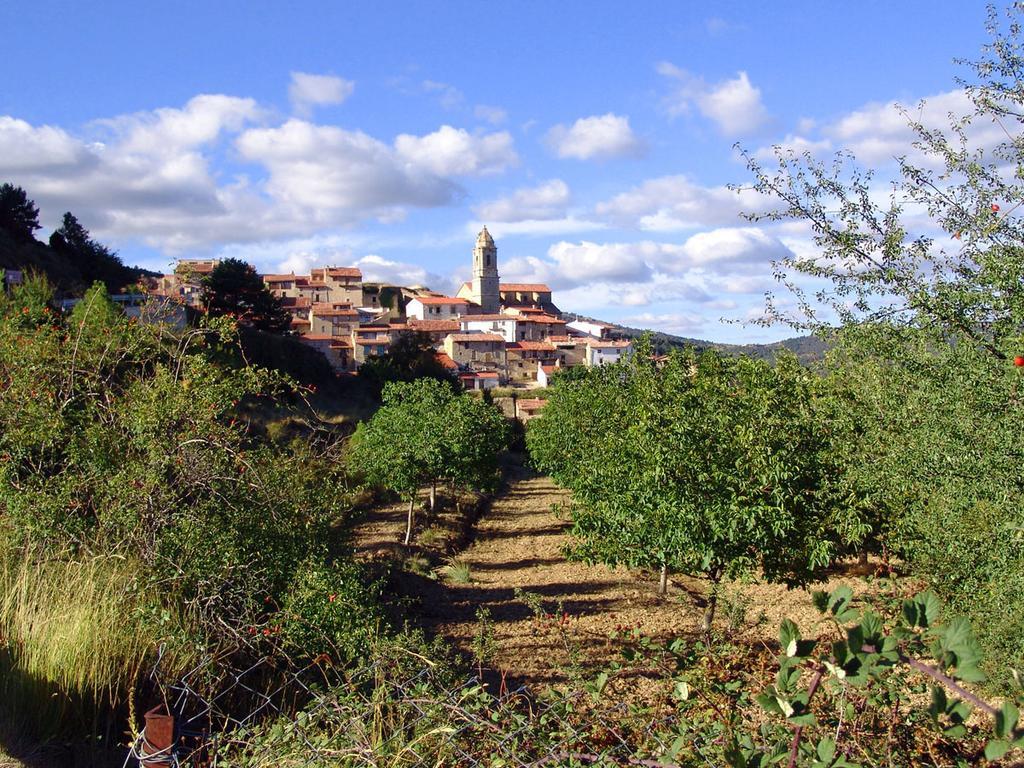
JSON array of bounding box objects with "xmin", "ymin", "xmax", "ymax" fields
[{"xmin": 155, "ymin": 227, "xmax": 632, "ymax": 390}]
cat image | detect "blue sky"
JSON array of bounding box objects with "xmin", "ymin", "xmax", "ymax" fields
[{"xmin": 0, "ymin": 2, "xmax": 994, "ymax": 342}]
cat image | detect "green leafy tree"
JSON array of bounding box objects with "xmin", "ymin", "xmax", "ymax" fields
[
  {"xmin": 202, "ymin": 257, "xmax": 290, "ymax": 332},
  {"xmin": 530, "ymin": 340, "xmax": 864, "ymax": 631},
  {"xmin": 350, "ymin": 378, "xmax": 507, "ymax": 544},
  {"xmin": 741, "ymin": 5, "xmax": 1024, "ymax": 672},
  {"xmin": 0, "ymin": 182, "xmax": 40, "ymax": 243}
]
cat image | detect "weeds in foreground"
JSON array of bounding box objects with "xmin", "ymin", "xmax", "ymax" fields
[{"xmin": 437, "ymin": 559, "xmax": 473, "ymax": 584}]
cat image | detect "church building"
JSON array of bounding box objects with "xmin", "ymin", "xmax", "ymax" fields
[{"xmin": 456, "ymin": 226, "xmax": 501, "ymax": 313}]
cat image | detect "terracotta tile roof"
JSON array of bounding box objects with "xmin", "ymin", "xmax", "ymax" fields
[
  {"xmin": 517, "ymin": 314, "xmax": 565, "ymax": 324},
  {"xmin": 355, "ymin": 338, "xmax": 391, "ymax": 346},
  {"xmin": 588, "ymin": 339, "xmax": 632, "ymax": 348},
  {"xmin": 540, "ymin": 364, "xmax": 559, "ymax": 374},
  {"xmin": 312, "ymin": 266, "xmax": 362, "ymax": 279},
  {"xmin": 462, "ymin": 371, "xmax": 500, "ymax": 379},
  {"xmin": 517, "ymin": 398, "xmax": 547, "ymax": 411},
  {"xmin": 329, "ymin": 339, "xmax": 353, "ymax": 349},
  {"xmin": 447, "ymin": 333, "xmax": 505, "ymax": 343},
  {"xmin": 263, "ymin": 274, "xmax": 299, "ymax": 282},
  {"xmin": 408, "ymin": 319, "xmax": 460, "ymax": 331},
  {"xmin": 507, "ymin": 341, "xmax": 556, "ymax": 352},
  {"xmin": 435, "ymin": 352, "xmax": 459, "ymax": 370},
  {"xmin": 500, "ymin": 283, "xmax": 551, "ymax": 293},
  {"xmin": 174, "ymin": 260, "xmax": 217, "ymax": 274},
  {"xmin": 312, "ymin": 307, "xmax": 359, "ymax": 318},
  {"xmin": 300, "ymin": 333, "xmax": 333, "ymax": 342},
  {"xmin": 413, "ymin": 296, "xmax": 470, "ymax": 305},
  {"xmin": 290, "ymin": 318, "xmax": 310, "ymax": 327}
]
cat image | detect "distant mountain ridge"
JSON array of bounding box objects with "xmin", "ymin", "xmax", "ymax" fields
[{"xmin": 562, "ymin": 313, "xmax": 829, "ymax": 365}]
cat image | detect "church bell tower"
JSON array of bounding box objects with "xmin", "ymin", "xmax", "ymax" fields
[{"xmin": 471, "ymin": 225, "xmax": 500, "ymax": 314}]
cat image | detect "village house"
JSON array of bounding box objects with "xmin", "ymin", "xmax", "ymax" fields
[
  {"xmin": 514, "ymin": 397, "xmax": 547, "ymax": 421},
  {"xmin": 406, "ymin": 296, "xmax": 471, "ymax": 321},
  {"xmin": 406, "ymin": 318, "xmax": 461, "ymax": 344},
  {"xmin": 443, "ymin": 333, "xmax": 506, "ymax": 377},
  {"xmin": 459, "ymin": 313, "xmax": 519, "ymax": 342},
  {"xmin": 310, "ymin": 266, "xmax": 363, "ymax": 306},
  {"xmin": 586, "ymin": 339, "xmax": 633, "ymax": 366},
  {"xmin": 309, "ymin": 302, "xmax": 360, "ymax": 338},
  {"xmin": 536, "ymin": 362, "xmax": 561, "ymax": 387},
  {"xmin": 352, "ymin": 324, "xmax": 393, "ymax": 365},
  {"xmin": 460, "ymin": 370, "xmax": 501, "ymax": 391},
  {"xmin": 515, "ymin": 313, "xmax": 567, "ymax": 341},
  {"xmin": 499, "ymin": 283, "xmax": 560, "ymax": 315},
  {"xmin": 156, "ymin": 259, "xmax": 218, "ymax": 307},
  {"xmin": 298, "ymin": 334, "xmax": 352, "ymax": 372},
  {"xmin": 547, "ymin": 335, "xmax": 588, "ymax": 366},
  {"xmin": 567, "ymin": 319, "xmax": 613, "ymax": 339},
  {"xmin": 506, "ymin": 340, "xmax": 559, "ymax": 383}
]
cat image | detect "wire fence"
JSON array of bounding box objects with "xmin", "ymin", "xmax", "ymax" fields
[{"xmin": 123, "ymin": 637, "xmax": 702, "ymax": 768}]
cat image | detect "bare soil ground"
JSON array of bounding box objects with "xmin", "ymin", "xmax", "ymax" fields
[{"xmin": 359, "ymin": 458, "xmax": 893, "ymax": 688}]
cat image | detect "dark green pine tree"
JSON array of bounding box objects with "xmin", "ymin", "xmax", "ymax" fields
[{"xmin": 202, "ymin": 257, "xmax": 290, "ymax": 332}]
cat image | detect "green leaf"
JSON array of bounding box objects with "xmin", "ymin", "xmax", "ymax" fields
[
  {"xmin": 996, "ymin": 701, "xmax": 1020, "ymax": 739},
  {"xmin": 816, "ymin": 737, "xmax": 836, "ymax": 763},
  {"xmin": 985, "ymin": 739, "xmax": 1011, "ymax": 761},
  {"xmin": 780, "ymin": 618, "xmax": 800, "ymax": 654}
]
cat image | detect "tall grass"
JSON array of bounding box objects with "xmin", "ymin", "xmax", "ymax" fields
[{"xmin": 0, "ymin": 547, "xmax": 166, "ymax": 741}]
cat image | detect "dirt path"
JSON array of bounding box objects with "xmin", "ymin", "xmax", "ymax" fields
[
  {"xmin": 415, "ymin": 463, "xmax": 704, "ymax": 685},
  {"xmin": 362, "ymin": 460, "xmax": 883, "ymax": 688}
]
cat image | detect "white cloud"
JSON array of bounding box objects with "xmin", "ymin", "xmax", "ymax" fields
[
  {"xmin": 237, "ymin": 119, "xmax": 458, "ymax": 221},
  {"xmin": 289, "ymin": 72, "xmax": 355, "ymax": 116},
  {"xmin": 394, "ymin": 125, "xmax": 518, "ymax": 176},
  {"xmin": 99, "ymin": 94, "xmax": 263, "ymax": 155},
  {"xmin": 0, "ymin": 93, "xmax": 521, "ymax": 254},
  {"xmin": 753, "ymin": 88, "xmax": 1005, "ymax": 169},
  {"xmin": 657, "ymin": 63, "xmax": 770, "ymax": 136},
  {"xmin": 595, "ymin": 174, "xmax": 776, "ymax": 231},
  {"xmin": 0, "ymin": 117, "xmax": 93, "ymax": 173},
  {"xmin": 474, "ymin": 179, "xmax": 570, "ymax": 222},
  {"xmin": 1, "ymin": 96, "xmax": 271, "ymax": 250},
  {"xmin": 500, "ymin": 228, "xmax": 790, "ymax": 296},
  {"xmin": 545, "ymin": 113, "xmax": 644, "ymax": 160},
  {"xmin": 474, "ymin": 104, "xmax": 507, "ymax": 125},
  {"xmin": 670, "ymin": 227, "xmax": 791, "ymax": 272},
  {"xmin": 353, "ymin": 253, "xmax": 445, "ymax": 288}
]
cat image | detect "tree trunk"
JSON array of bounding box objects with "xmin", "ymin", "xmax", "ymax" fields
[
  {"xmin": 701, "ymin": 572, "xmax": 722, "ymax": 635},
  {"xmin": 658, "ymin": 563, "xmax": 669, "ymax": 595},
  {"xmin": 404, "ymin": 496, "xmax": 415, "ymax": 545},
  {"xmin": 429, "ymin": 482, "xmax": 436, "ymax": 512},
  {"xmin": 858, "ymin": 549, "xmax": 869, "ymax": 566}
]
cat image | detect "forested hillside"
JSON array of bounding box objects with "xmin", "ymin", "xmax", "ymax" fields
[{"xmin": 0, "ymin": 184, "xmax": 157, "ymax": 294}]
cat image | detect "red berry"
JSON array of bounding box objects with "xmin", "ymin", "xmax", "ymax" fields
[
  {"xmin": 263, "ymin": 628, "xmax": 270, "ymax": 636},
  {"xmin": 992, "ymin": 203, "xmax": 1001, "ymax": 212},
  {"xmin": 1014, "ymin": 356, "xmax": 1024, "ymax": 367}
]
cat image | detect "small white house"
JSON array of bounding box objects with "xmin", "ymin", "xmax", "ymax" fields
[
  {"xmin": 459, "ymin": 314, "xmax": 519, "ymax": 342},
  {"xmin": 586, "ymin": 339, "xmax": 632, "ymax": 367},
  {"xmin": 406, "ymin": 296, "xmax": 470, "ymax": 321},
  {"xmin": 567, "ymin": 319, "xmax": 612, "ymax": 339}
]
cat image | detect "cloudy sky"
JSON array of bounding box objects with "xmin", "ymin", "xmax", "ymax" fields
[{"xmin": 1, "ymin": 2, "xmax": 993, "ymax": 342}]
